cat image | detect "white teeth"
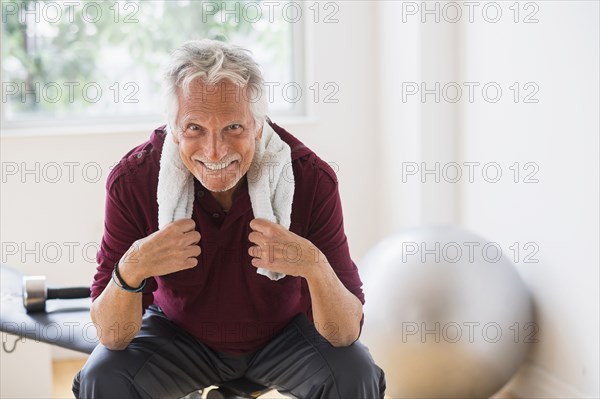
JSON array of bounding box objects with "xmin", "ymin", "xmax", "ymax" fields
[{"xmin": 203, "ymin": 160, "xmax": 234, "ymax": 170}]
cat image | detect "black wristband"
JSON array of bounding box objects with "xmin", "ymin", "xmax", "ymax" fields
[{"xmin": 113, "ymin": 261, "xmax": 146, "ymax": 293}]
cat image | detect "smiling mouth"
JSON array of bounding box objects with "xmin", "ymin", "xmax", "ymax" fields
[{"xmin": 197, "ymin": 160, "xmax": 238, "ymax": 171}]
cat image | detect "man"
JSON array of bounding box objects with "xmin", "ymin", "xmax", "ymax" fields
[{"xmin": 73, "ymin": 39, "xmax": 385, "ymax": 398}]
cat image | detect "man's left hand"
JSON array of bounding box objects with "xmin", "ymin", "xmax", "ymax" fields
[{"xmin": 248, "ymin": 218, "xmax": 326, "ymax": 279}]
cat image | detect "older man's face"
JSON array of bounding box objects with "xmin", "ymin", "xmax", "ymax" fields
[{"xmin": 174, "ymin": 79, "xmax": 262, "ymax": 197}]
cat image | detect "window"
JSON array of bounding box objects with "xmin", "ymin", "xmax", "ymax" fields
[{"xmin": 1, "ymin": 0, "xmax": 306, "ymax": 134}]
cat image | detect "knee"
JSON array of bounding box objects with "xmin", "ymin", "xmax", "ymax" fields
[
  {"xmin": 74, "ymin": 346, "xmax": 135, "ymax": 398},
  {"xmin": 330, "ymin": 341, "xmax": 386, "ymax": 398},
  {"xmin": 80, "ymin": 347, "xmax": 129, "ymax": 383}
]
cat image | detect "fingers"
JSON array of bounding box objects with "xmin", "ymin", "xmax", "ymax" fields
[
  {"xmin": 248, "ymin": 245, "xmax": 262, "ymax": 259},
  {"xmin": 183, "ymin": 230, "xmax": 201, "ymax": 246},
  {"xmin": 248, "ymin": 219, "xmax": 287, "ymax": 267},
  {"xmin": 247, "ymin": 228, "xmax": 269, "ymax": 266},
  {"xmin": 249, "ymin": 218, "xmax": 278, "ymax": 234},
  {"xmin": 183, "ymin": 256, "xmax": 198, "ymax": 268},
  {"xmin": 160, "ymin": 219, "xmax": 201, "ymax": 269},
  {"xmin": 248, "ymin": 231, "xmax": 264, "ymax": 245},
  {"xmin": 183, "ymin": 242, "xmax": 202, "ymax": 257},
  {"xmin": 248, "ymin": 245, "xmax": 266, "ymax": 269},
  {"xmin": 168, "ymin": 218, "xmax": 197, "ymax": 232},
  {"xmin": 163, "ymin": 219, "xmax": 201, "ymax": 246},
  {"xmin": 249, "ymin": 219, "xmax": 285, "ymax": 247},
  {"xmin": 182, "ymin": 229, "xmax": 201, "ymax": 265}
]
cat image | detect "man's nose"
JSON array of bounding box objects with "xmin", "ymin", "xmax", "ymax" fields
[{"xmin": 205, "ymin": 133, "xmax": 228, "ymax": 161}]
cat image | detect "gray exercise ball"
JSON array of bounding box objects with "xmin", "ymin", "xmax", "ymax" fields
[{"xmin": 360, "ymin": 225, "xmax": 533, "ymax": 398}]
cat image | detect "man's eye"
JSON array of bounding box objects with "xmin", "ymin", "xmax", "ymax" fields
[
  {"xmin": 182, "ymin": 124, "xmax": 202, "ymax": 137},
  {"xmin": 227, "ymin": 124, "xmax": 242, "ymax": 131}
]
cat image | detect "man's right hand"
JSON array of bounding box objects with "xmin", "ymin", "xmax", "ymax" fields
[{"xmin": 118, "ymin": 219, "xmax": 201, "ymax": 286}]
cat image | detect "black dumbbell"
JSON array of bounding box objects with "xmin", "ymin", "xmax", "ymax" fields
[{"xmin": 22, "ymin": 276, "xmax": 91, "ymax": 313}]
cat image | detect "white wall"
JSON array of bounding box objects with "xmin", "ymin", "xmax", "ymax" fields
[
  {"xmin": 457, "ymin": 2, "xmax": 599, "ymax": 396},
  {"xmin": 376, "ymin": 1, "xmax": 599, "ymax": 397}
]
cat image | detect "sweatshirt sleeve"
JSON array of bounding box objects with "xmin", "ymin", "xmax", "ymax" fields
[
  {"xmin": 304, "ymin": 159, "xmax": 365, "ymax": 305},
  {"xmin": 91, "ymin": 160, "xmax": 157, "ymax": 311}
]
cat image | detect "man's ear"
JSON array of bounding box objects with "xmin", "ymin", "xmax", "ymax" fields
[
  {"xmin": 170, "ymin": 125, "xmax": 180, "ymax": 144},
  {"xmin": 255, "ymin": 126, "xmax": 263, "ymax": 141}
]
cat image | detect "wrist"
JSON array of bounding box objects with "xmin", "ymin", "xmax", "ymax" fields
[
  {"xmin": 304, "ymin": 253, "xmax": 330, "ymax": 283},
  {"xmin": 117, "ymin": 259, "xmax": 146, "ymax": 287}
]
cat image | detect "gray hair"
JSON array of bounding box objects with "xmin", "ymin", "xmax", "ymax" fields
[{"xmin": 163, "ymin": 39, "xmax": 267, "ymax": 133}]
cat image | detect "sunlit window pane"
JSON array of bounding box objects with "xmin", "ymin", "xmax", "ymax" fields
[{"xmin": 1, "ymin": 0, "xmax": 299, "ymax": 126}]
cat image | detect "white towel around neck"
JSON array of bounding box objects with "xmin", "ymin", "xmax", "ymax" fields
[{"xmin": 157, "ymin": 120, "xmax": 294, "ymax": 281}]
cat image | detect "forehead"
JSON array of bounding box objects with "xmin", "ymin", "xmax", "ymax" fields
[{"xmin": 177, "ymin": 79, "xmax": 252, "ymax": 118}]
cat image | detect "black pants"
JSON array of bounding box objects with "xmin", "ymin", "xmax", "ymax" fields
[{"xmin": 73, "ymin": 307, "xmax": 386, "ymax": 398}]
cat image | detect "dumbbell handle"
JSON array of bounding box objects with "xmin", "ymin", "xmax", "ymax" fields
[
  {"xmin": 23, "ymin": 276, "xmax": 91, "ymax": 313},
  {"xmin": 47, "ymin": 287, "xmax": 91, "ymax": 300}
]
